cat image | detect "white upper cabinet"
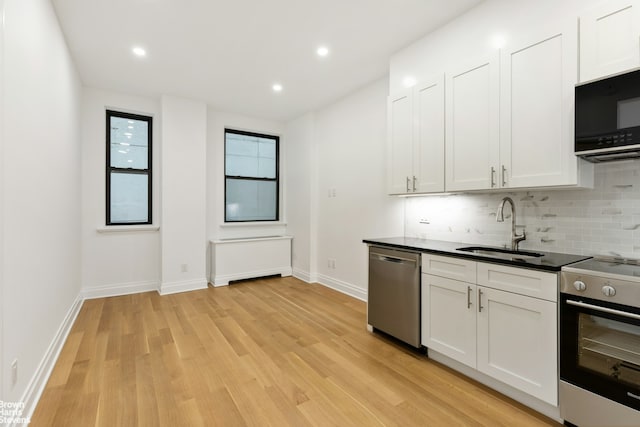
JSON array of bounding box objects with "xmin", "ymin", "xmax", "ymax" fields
[
  {"xmin": 387, "ymin": 90, "xmax": 413, "ymax": 194},
  {"xmin": 387, "ymin": 76, "xmax": 445, "ymax": 195},
  {"xmin": 501, "ymin": 21, "xmax": 579, "ymax": 188},
  {"xmin": 580, "ymin": 0, "xmax": 640, "ymax": 82},
  {"xmin": 445, "ymin": 54, "xmax": 500, "ymax": 192},
  {"xmin": 413, "ymin": 77, "xmax": 445, "ymax": 193}
]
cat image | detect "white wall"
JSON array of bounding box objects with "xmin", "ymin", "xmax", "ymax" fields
[
  {"xmin": 0, "ymin": 0, "xmax": 5, "ymax": 402},
  {"xmin": 81, "ymin": 88, "xmax": 161, "ymax": 297},
  {"xmin": 2, "ymin": 0, "xmax": 81, "ymax": 405},
  {"xmin": 283, "ymin": 113, "xmax": 314, "ymax": 280},
  {"xmin": 160, "ymin": 96, "xmax": 208, "ymax": 294},
  {"xmin": 312, "ymin": 78, "xmax": 404, "ymax": 300},
  {"xmin": 206, "ymin": 110, "xmax": 285, "ymax": 240}
]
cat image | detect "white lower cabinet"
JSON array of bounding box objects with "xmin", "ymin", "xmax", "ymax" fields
[
  {"xmin": 422, "ymin": 274, "xmax": 477, "ymax": 368},
  {"xmin": 476, "ymin": 286, "xmax": 558, "ymax": 405},
  {"xmin": 421, "ymin": 254, "xmax": 558, "ymax": 406}
]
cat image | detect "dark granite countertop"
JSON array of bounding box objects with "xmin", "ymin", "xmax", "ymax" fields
[{"xmin": 363, "ymin": 237, "xmax": 591, "ymax": 272}]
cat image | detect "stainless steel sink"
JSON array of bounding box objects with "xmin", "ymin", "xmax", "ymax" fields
[{"xmin": 456, "ymin": 246, "xmax": 545, "ymax": 261}]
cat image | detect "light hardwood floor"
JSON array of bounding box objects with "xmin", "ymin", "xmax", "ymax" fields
[{"xmin": 31, "ymin": 276, "xmax": 561, "ymax": 426}]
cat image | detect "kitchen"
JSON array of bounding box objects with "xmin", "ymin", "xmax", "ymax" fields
[{"xmin": 3, "ymin": 0, "xmax": 640, "ymax": 425}]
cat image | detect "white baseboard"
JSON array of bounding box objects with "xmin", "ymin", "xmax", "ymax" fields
[
  {"xmin": 159, "ymin": 278, "xmax": 208, "ymax": 295},
  {"xmin": 292, "ymin": 268, "xmax": 311, "ymax": 283},
  {"xmin": 212, "ymin": 267, "xmax": 292, "ymax": 286},
  {"xmin": 17, "ymin": 295, "xmax": 84, "ymax": 427},
  {"xmin": 316, "ymin": 273, "xmax": 367, "ymax": 301},
  {"xmin": 82, "ymin": 280, "xmax": 159, "ymax": 300}
]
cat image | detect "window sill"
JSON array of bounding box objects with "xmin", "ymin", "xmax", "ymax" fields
[
  {"xmin": 219, "ymin": 222, "xmax": 287, "ymax": 228},
  {"xmin": 96, "ymin": 225, "xmax": 160, "ymax": 233}
]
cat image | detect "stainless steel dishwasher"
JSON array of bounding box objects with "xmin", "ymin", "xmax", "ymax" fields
[{"xmin": 368, "ymin": 245, "xmax": 421, "ymax": 348}]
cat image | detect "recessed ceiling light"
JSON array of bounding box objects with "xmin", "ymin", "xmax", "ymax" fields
[
  {"xmin": 132, "ymin": 46, "xmax": 147, "ymax": 57},
  {"xmin": 317, "ymin": 46, "xmax": 329, "ymax": 57},
  {"xmin": 272, "ymin": 83, "xmax": 283, "ymax": 92}
]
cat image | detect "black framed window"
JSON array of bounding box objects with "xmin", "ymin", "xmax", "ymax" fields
[
  {"xmin": 106, "ymin": 110, "xmax": 152, "ymax": 225},
  {"xmin": 225, "ymin": 129, "xmax": 279, "ymax": 222}
]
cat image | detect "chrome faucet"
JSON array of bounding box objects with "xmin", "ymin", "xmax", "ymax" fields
[{"xmin": 496, "ymin": 197, "xmax": 526, "ymax": 251}]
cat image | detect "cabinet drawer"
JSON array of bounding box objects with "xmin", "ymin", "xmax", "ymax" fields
[
  {"xmin": 477, "ymin": 262, "xmax": 557, "ymax": 302},
  {"xmin": 422, "ymin": 254, "xmax": 476, "ymax": 283}
]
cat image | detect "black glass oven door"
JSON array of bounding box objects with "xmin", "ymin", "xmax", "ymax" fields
[{"xmin": 560, "ymin": 294, "xmax": 640, "ymax": 411}]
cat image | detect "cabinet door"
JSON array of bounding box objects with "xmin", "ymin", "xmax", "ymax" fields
[
  {"xmin": 387, "ymin": 90, "xmax": 413, "ymax": 194},
  {"xmin": 501, "ymin": 22, "xmax": 578, "ymax": 188},
  {"xmin": 476, "ymin": 286, "xmax": 558, "ymax": 405},
  {"xmin": 445, "ymin": 54, "xmax": 500, "ymax": 191},
  {"xmin": 413, "ymin": 76, "xmax": 445, "ymax": 193},
  {"xmin": 422, "ymin": 274, "xmax": 476, "ymax": 368},
  {"xmin": 580, "ymin": 0, "xmax": 640, "ymax": 82}
]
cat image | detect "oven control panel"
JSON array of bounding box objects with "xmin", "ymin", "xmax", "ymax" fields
[{"xmin": 561, "ymin": 270, "xmax": 638, "ymax": 306}]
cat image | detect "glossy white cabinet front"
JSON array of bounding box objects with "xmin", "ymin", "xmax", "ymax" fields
[
  {"xmin": 580, "ymin": 0, "xmax": 640, "ymax": 82},
  {"xmin": 445, "ymin": 54, "xmax": 499, "ymax": 192},
  {"xmin": 500, "ymin": 21, "xmax": 580, "ymax": 188},
  {"xmin": 421, "ymin": 254, "xmax": 559, "ymax": 405},
  {"xmin": 387, "ymin": 76, "xmax": 445, "ymax": 195}
]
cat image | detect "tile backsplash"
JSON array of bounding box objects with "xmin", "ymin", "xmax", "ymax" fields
[{"xmin": 404, "ymin": 161, "xmax": 640, "ymax": 258}]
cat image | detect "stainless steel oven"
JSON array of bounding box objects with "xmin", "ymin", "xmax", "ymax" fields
[{"xmin": 560, "ymin": 259, "xmax": 640, "ymax": 426}]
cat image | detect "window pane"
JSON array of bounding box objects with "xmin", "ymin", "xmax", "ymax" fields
[
  {"xmin": 110, "ymin": 172, "xmax": 148, "ymax": 223},
  {"xmin": 110, "ymin": 116, "xmax": 148, "ymax": 169},
  {"xmin": 226, "ymin": 178, "xmax": 277, "ymax": 221},
  {"xmin": 225, "ymin": 132, "xmax": 276, "ymax": 179},
  {"xmin": 226, "ymin": 153, "xmax": 259, "ymax": 177}
]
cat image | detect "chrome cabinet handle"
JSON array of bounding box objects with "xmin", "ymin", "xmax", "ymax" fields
[
  {"xmin": 467, "ymin": 286, "xmax": 472, "ymax": 309},
  {"xmin": 406, "ymin": 176, "xmax": 411, "ymax": 192},
  {"xmin": 501, "ymin": 165, "xmax": 507, "ymax": 186},
  {"xmin": 412, "ymin": 176, "xmax": 417, "ymax": 192},
  {"xmin": 490, "ymin": 167, "xmax": 496, "ymax": 188},
  {"xmin": 478, "ymin": 289, "xmax": 484, "ymax": 312}
]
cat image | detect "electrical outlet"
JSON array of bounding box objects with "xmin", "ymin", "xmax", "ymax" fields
[
  {"xmin": 327, "ymin": 258, "xmax": 336, "ymax": 269},
  {"xmin": 11, "ymin": 359, "xmax": 17, "ymax": 386},
  {"xmin": 181, "ymin": 263, "xmax": 188, "ymax": 273}
]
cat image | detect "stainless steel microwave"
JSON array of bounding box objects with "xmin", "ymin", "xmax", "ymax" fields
[{"xmin": 575, "ymin": 68, "xmax": 640, "ymax": 162}]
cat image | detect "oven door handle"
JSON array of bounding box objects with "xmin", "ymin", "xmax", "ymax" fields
[{"xmin": 566, "ymin": 299, "xmax": 640, "ymax": 321}]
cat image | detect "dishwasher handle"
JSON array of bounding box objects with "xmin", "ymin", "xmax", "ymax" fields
[{"xmin": 370, "ymin": 252, "xmax": 418, "ymax": 266}]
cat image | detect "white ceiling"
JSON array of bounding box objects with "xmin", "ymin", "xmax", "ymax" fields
[{"xmin": 51, "ymin": 0, "xmax": 482, "ymax": 121}]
